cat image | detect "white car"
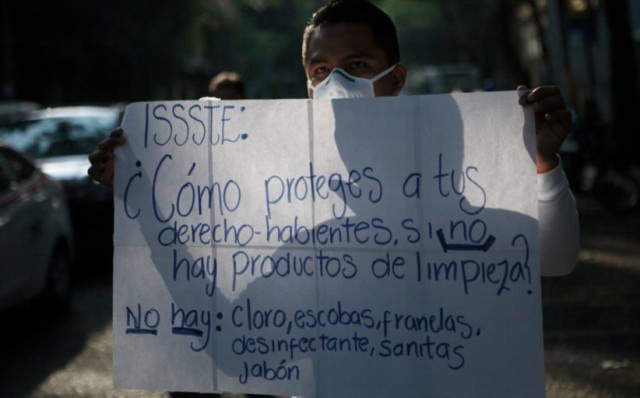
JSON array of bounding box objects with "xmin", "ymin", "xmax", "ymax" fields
[
  {"xmin": 0, "ymin": 144, "xmax": 74, "ymax": 313},
  {"xmin": 0, "ymin": 106, "xmax": 122, "ymax": 264}
]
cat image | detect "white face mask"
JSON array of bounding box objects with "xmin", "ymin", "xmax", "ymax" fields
[{"xmin": 308, "ymin": 63, "xmax": 398, "ymax": 99}]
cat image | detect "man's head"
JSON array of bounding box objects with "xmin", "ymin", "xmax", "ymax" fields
[
  {"xmin": 302, "ymin": 0, "xmax": 407, "ymax": 98},
  {"xmin": 208, "ymin": 71, "xmax": 247, "ymax": 100}
]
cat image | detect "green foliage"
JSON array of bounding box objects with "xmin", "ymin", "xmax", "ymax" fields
[
  {"xmin": 377, "ymin": 0, "xmax": 447, "ymax": 65},
  {"xmin": 378, "ymin": 0, "xmax": 502, "ymax": 68},
  {"xmin": 5, "ymin": 0, "xmax": 205, "ymax": 103},
  {"xmin": 2, "ymin": 0, "xmax": 513, "ymax": 103},
  {"xmin": 203, "ymin": 0, "xmax": 325, "ymax": 98}
]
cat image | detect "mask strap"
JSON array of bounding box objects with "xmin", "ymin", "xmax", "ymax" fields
[{"xmin": 370, "ymin": 63, "xmax": 399, "ymax": 83}]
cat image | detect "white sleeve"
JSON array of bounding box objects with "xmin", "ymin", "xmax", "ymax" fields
[{"xmin": 538, "ymin": 160, "xmax": 580, "ymax": 276}]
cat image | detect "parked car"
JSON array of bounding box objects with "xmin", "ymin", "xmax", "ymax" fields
[
  {"xmin": 0, "ymin": 144, "xmax": 74, "ymax": 313},
  {"xmin": 0, "ymin": 106, "xmax": 122, "ymax": 266},
  {"xmin": 403, "ymin": 64, "xmax": 482, "ymax": 95},
  {"xmin": 0, "ymin": 100, "xmax": 41, "ymax": 124}
]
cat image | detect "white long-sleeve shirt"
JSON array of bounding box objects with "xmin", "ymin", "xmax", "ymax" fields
[{"xmin": 538, "ymin": 162, "xmax": 580, "ymax": 276}]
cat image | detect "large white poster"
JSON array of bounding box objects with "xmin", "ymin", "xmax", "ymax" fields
[{"xmin": 113, "ymin": 92, "xmax": 543, "ymax": 397}]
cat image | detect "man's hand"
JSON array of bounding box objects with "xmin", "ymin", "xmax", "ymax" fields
[
  {"xmin": 518, "ymin": 85, "xmax": 572, "ymax": 174},
  {"xmin": 88, "ymin": 127, "xmax": 126, "ymax": 188}
]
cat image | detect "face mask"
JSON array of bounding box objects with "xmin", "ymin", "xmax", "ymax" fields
[{"xmin": 309, "ymin": 63, "xmax": 398, "ymax": 99}]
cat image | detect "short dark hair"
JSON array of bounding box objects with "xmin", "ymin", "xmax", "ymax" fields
[
  {"xmin": 302, "ymin": 0, "xmax": 400, "ymax": 66},
  {"xmin": 208, "ymin": 71, "xmax": 246, "ymax": 98}
]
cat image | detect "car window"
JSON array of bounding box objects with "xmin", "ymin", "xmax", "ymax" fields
[
  {"xmin": 0, "ymin": 114, "xmax": 118, "ymax": 159},
  {"xmin": 0, "ymin": 147, "xmax": 36, "ymax": 194}
]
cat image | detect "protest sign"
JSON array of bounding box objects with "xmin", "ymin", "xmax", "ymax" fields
[{"xmin": 113, "ymin": 92, "xmax": 543, "ymax": 397}]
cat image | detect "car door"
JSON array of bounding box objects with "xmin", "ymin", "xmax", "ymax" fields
[{"xmin": 0, "ymin": 147, "xmax": 50, "ymax": 308}]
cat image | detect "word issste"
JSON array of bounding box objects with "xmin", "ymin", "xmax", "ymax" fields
[{"xmin": 142, "ymin": 102, "xmax": 249, "ymax": 149}]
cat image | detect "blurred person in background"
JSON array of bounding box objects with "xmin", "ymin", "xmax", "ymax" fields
[{"xmin": 207, "ymin": 71, "xmax": 247, "ymax": 100}]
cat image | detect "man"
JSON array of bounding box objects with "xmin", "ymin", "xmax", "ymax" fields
[
  {"xmin": 90, "ymin": 0, "xmax": 578, "ymax": 276},
  {"xmin": 89, "ymin": 1, "xmax": 578, "ymax": 394}
]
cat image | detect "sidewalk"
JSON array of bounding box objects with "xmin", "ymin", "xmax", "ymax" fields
[{"xmin": 543, "ymin": 193, "xmax": 640, "ymax": 397}]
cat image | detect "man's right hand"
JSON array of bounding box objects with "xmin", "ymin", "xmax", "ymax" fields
[{"xmin": 88, "ymin": 127, "xmax": 126, "ymax": 188}]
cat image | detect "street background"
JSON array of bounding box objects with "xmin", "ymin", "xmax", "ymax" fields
[
  {"xmin": 0, "ymin": 192, "xmax": 638, "ymax": 398},
  {"xmin": 2, "ymin": 0, "xmax": 640, "ymax": 397}
]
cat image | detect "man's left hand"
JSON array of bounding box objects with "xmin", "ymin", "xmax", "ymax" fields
[{"xmin": 518, "ymin": 85, "xmax": 572, "ymax": 174}]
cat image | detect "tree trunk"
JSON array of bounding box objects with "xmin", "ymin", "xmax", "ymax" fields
[{"xmin": 603, "ymin": 0, "xmax": 640, "ymax": 166}]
